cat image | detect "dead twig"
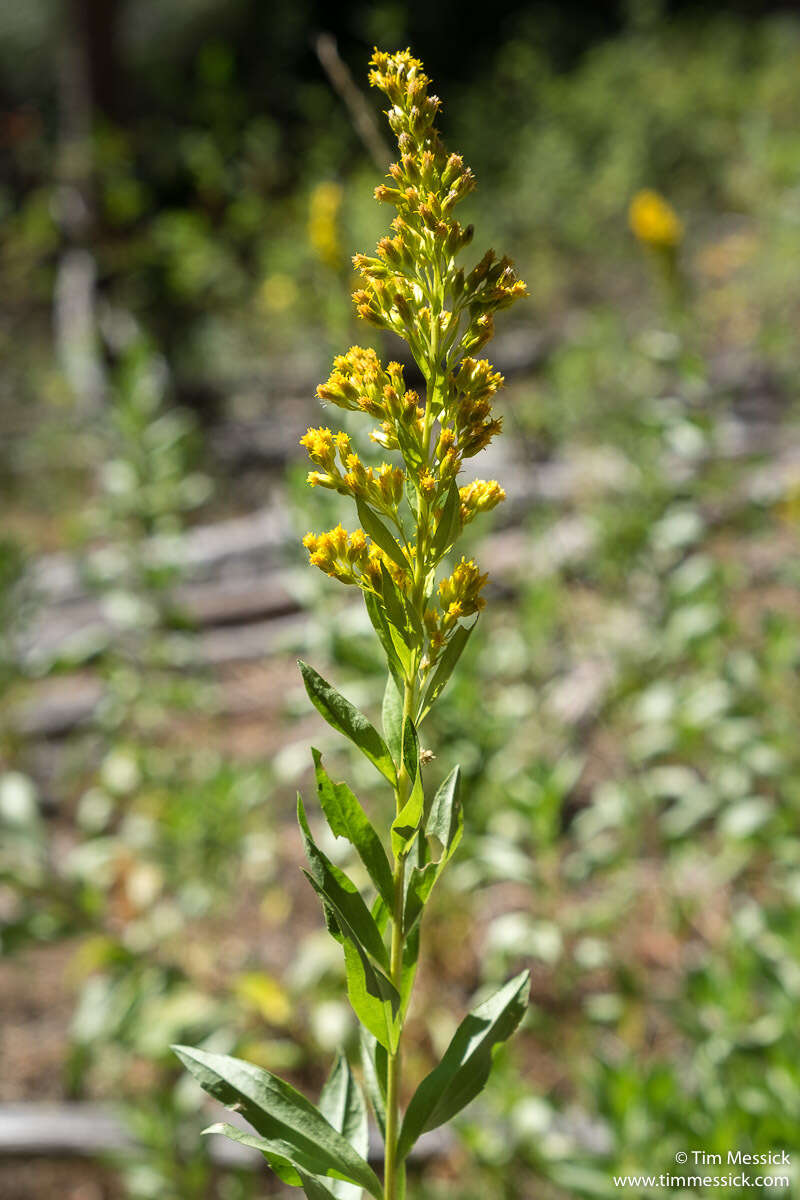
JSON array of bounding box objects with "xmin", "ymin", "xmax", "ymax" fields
[{"xmin": 313, "ymin": 33, "xmax": 391, "ymax": 171}]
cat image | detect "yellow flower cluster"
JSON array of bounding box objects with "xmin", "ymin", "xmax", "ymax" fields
[
  {"xmin": 459, "ymin": 479, "xmax": 506, "ymax": 525},
  {"xmin": 438, "ymin": 557, "xmax": 489, "ymax": 618},
  {"xmin": 424, "ymin": 557, "xmax": 489, "ymax": 653},
  {"xmin": 628, "ymin": 189, "xmax": 683, "ymax": 250},
  {"xmin": 301, "ymin": 49, "xmax": 526, "ymax": 678},
  {"xmin": 316, "ymin": 347, "xmax": 424, "ymax": 455},
  {"xmin": 351, "ymin": 50, "xmax": 526, "ymax": 362},
  {"xmin": 302, "ymin": 525, "xmax": 409, "ymax": 591},
  {"xmin": 300, "ymin": 426, "xmax": 405, "ymax": 512}
]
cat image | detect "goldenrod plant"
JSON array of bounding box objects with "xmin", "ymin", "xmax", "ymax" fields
[
  {"xmin": 175, "ymin": 49, "xmax": 529, "ymax": 1199},
  {"xmin": 629, "ymin": 187, "xmax": 685, "ymax": 310}
]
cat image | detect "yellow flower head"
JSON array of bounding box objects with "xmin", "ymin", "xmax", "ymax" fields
[
  {"xmin": 629, "ymin": 189, "xmax": 683, "ymax": 249},
  {"xmin": 300, "ymin": 426, "xmax": 336, "ymax": 466},
  {"xmin": 438, "ymin": 557, "xmax": 488, "ymax": 620},
  {"xmin": 459, "ymin": 479, "xmax": 506, "ymax": 525}
]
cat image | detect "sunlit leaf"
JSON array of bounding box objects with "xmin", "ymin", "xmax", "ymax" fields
[
  {"xmin": 404, "ymin": 765, "xmax": 462, "ymax": 936},
  {"xmin": 172, "ymin": 1046, "xmax": 382, "ymax": 1197},
  {"xmin": 417, "ymin": 623, "xmax": 474, "ymax": 723},
  {"xmin": 431, "ymin": 479, "xmax": 461, "ymax": 560},
  {"xmin": 341, "ymin": 935, "xmax": 400, "ymax": 1054},
  {"xmin": 396, "ymin": 970, "xmax": 530, "ymax": 1159},
  {"xmin": 364, "ymin": 590, "xmax": 406, "ymax": 687},
  {"xmin": 312, "ymin": 749, "xmax": 393, "ymax": 908},
  {"xmin": 359, "ymin": 1029, "xmax": 388, "ymax": 1142},
  {"xmin": 318, "ymin": 1051, "xmax": 369, "ymax": 1199},
  {"xmin": 382, "ymin": 674, "xmax": 404, "ymax": 768},
  {"xmin": 298, "ymin": 796, "xmax": 389, "ymax": 969},
  {"xmin": 299, "ymin": 661, "xmax": 397, "ymax": 785},
  {"xmin": 391, "ymin": 717, "xmax": 424, "ymax": 857},
  {"xmin": 356, "ymin": 497, "xmax": 409, "ymax": 574}
]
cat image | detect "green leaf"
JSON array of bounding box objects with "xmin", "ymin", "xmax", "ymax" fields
[
  {"xmin": 404, "ymin": 766, "xmax": 462, "ymax": 936},
  {"xmin": 356, "ymin": 497, "xmax": 409, "ymax": 575},
  {"xmin": 363, "ymin": 590, "xmax": 405, "ymax": 687},
  {"xmin": 359, "ymin": 1029, "xmax": 388, "ymax": 1142},
  {"xmin": 402, "ymin": 713, "xmax": 419, "ymax": 782},
  {"xmin": 172, "ymin": 1046, "xmax": 382, "ymax": 1198},
  {"xmin": 382, "ymin": 674, "xmax": 404, "ymax": 768},
  {"xmin": 298, "ymin": 798, "xmax": 399, "ymax": 1051},
  {"xmin": 382, "ymin": 562, "xmax": 423, "ymax": 644},
  {"xmin": 202, "ymin": 1123, "xmax": 301, "ymax": 1185},
  {"xmin": 312, "ymin": 749, "xmax": 393, "ymax": 908},
  {"xmin": 431, "ymin": 480, "xmax": 461, "ymax": 560},
  {"xmin": 318, "ymin": 1052, "xmax": 369, "ymax": 1199},
  {"xmin": 371, "ymin": 893, "xmax": 390, "ymax": 936},
  {"xmin": 299, "ymin": 661, "xmax": 397, "ymax": 786},
  {"xmin": 391, "ymin": 717, "xmax": 425, "ymax": 858},
  {"xmin": 341, "ymin": 936, "xmax": 400, "ymax": 1054},
  {"xmin": 395, "ymin": 420, "xmax": 424, "ymax": 471},
  {"xmin": 298, "ymin": 796, "xmax": 389, "ymax": 969},
  {"xmin": 417, "ymin": 623, "xmax": 474, "ymax": 723},
  {"xmin": 404, "ymin": 475, "xmax": 419, "ymax": 518},
  {"xmin": 299, "ymin": 1173, "xmax": 341, "ymax": 1200},
  {"xmin": 400, "ymin": 922, "xmax": 420, "ymax": 1017},
  {"xmin": 379, "ymin": 564, "xmax": 411, "ymax": 643},
  {"xmin": 427, "ymin": 764, "xmax": 463, "ymax": 856},
  {"xmin": 396, "ymin": 970, "xmax": 530, "ymax": 1160}
]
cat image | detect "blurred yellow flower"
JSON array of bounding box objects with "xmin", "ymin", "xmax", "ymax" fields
[
  {"xmin": 258, "ymin": 272, "xmax": 298, "ymax": 314},
  {"xmin": 235, "ymin": 971, "xmax": 292, "ymax": 1026},
  {"xmin": 309, "ymin": 181, "xmax": 343, "ymax": 269},
  {"xmin": 629, "ymin": 189, "xmax": 683, "ymax": 249}
]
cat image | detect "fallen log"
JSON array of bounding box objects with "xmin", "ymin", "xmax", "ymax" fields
[{"xmin": 0, "ymin": 1102, "xmax": 451, "ymax": 1170}]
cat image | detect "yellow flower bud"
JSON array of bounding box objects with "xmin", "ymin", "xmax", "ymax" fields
[
  {"xmin": 629, "ymin": 189, "xmax": 683, "ymax": 249},
  {"xmin": 459, "ymin": 479, "xmax": 506, "ymax": 524}
]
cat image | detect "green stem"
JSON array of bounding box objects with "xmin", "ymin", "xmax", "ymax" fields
[
  {"xmin": 385, "ymin": 675, "xmax": 415, "ymax": 1199},
  {"xmin": 384, "ymin": 856, "xmax": 405, "ymax": 1199},
  {"xmin": 385, "ymin": 279, "xmax": 444, "ymax": 1196}
]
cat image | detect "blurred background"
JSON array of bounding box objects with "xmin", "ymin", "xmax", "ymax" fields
[{"xmin": 2, "ymin": 1, "xmax": 800, "ymax": 1196}]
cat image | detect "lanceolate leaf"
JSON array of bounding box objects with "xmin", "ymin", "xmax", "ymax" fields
[
  {"xmin": 171, "ymin": 1046, "xmax": 382, "ymax": 1198},
  {"xmin": 319, "ymin": 1053, "xmax": 369, "ymax": 1158},
  {"xmin": 298, "ymin": 1172, "xmax": 341, "ymax": 1200},
  {"xmin": 431, "ymin": 479, "xmax": 461, "ymax": 560},
  {"xmin": 363, "ymin": 590, "xmax": 405, "ymax": 687},
  {"xmin": 202, "ymin": 1123, "xmax": 300, "ymax": 1185},
  {"xmin": 382, "ymin": 562, "xmax": 423, "ymax": 644},
  {"xmin": 312, "ymin": 749, "xmax": 393, "ymax": 908},
  {"xmin": 318, "ymin": 1052, "xmax": 369, "ymax": 1199},
  {"xmin": 396, "ymin": 970, "xmax": 530, "ymax": 1160},
  {"xmin": 298, "ymin": 798, "xmax": 400, "ymax": 1051},
  {"xmin": 356, "ymin": 497, "xmax": 409, "ymax": 575},
  {"xmin": 426, "ymin": 764, "xmax": 463, "ymax": 853},
  {"xmin": 359, "ymin": 1029, "xmax": 388, "ymax": 1142},
  {"xmin": 382, "ymin": 673, "xmax": 404, "ymax": 768},
  {"xmin": 379, "ymin": 563, "xmax": 411, "ymax": 644},
  {"xmin": 417, "ymin": 622, "xmax": 474, "ymax": 723},
  {"xmin": 391, "ymin": 717, "xmax": 425, "ymax": 857},
  {"xmin": 404, "ymin": 766, "xmax": 463, "ymax": 936},
  {"xmin": 342, "ymin": 935, "xmax": 400, "ymax": 1054},
  {"xmin": 402, "ymin": 713, "xmax": 419, "ymax": 783},
  {"xmin": 297, "ymin": 1171, "xmax": 340, "ymax": 1200},
  {"xmin": 298, "ymin": 796, "xmax": 389, "ymax": 969},
  {"xmin": 400, "ymin": 921, "xmax": 420, "ymax": 1016},
  {"xmin": 299, "ymin": 661, "xmax": 397, "ymax": 786}
]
